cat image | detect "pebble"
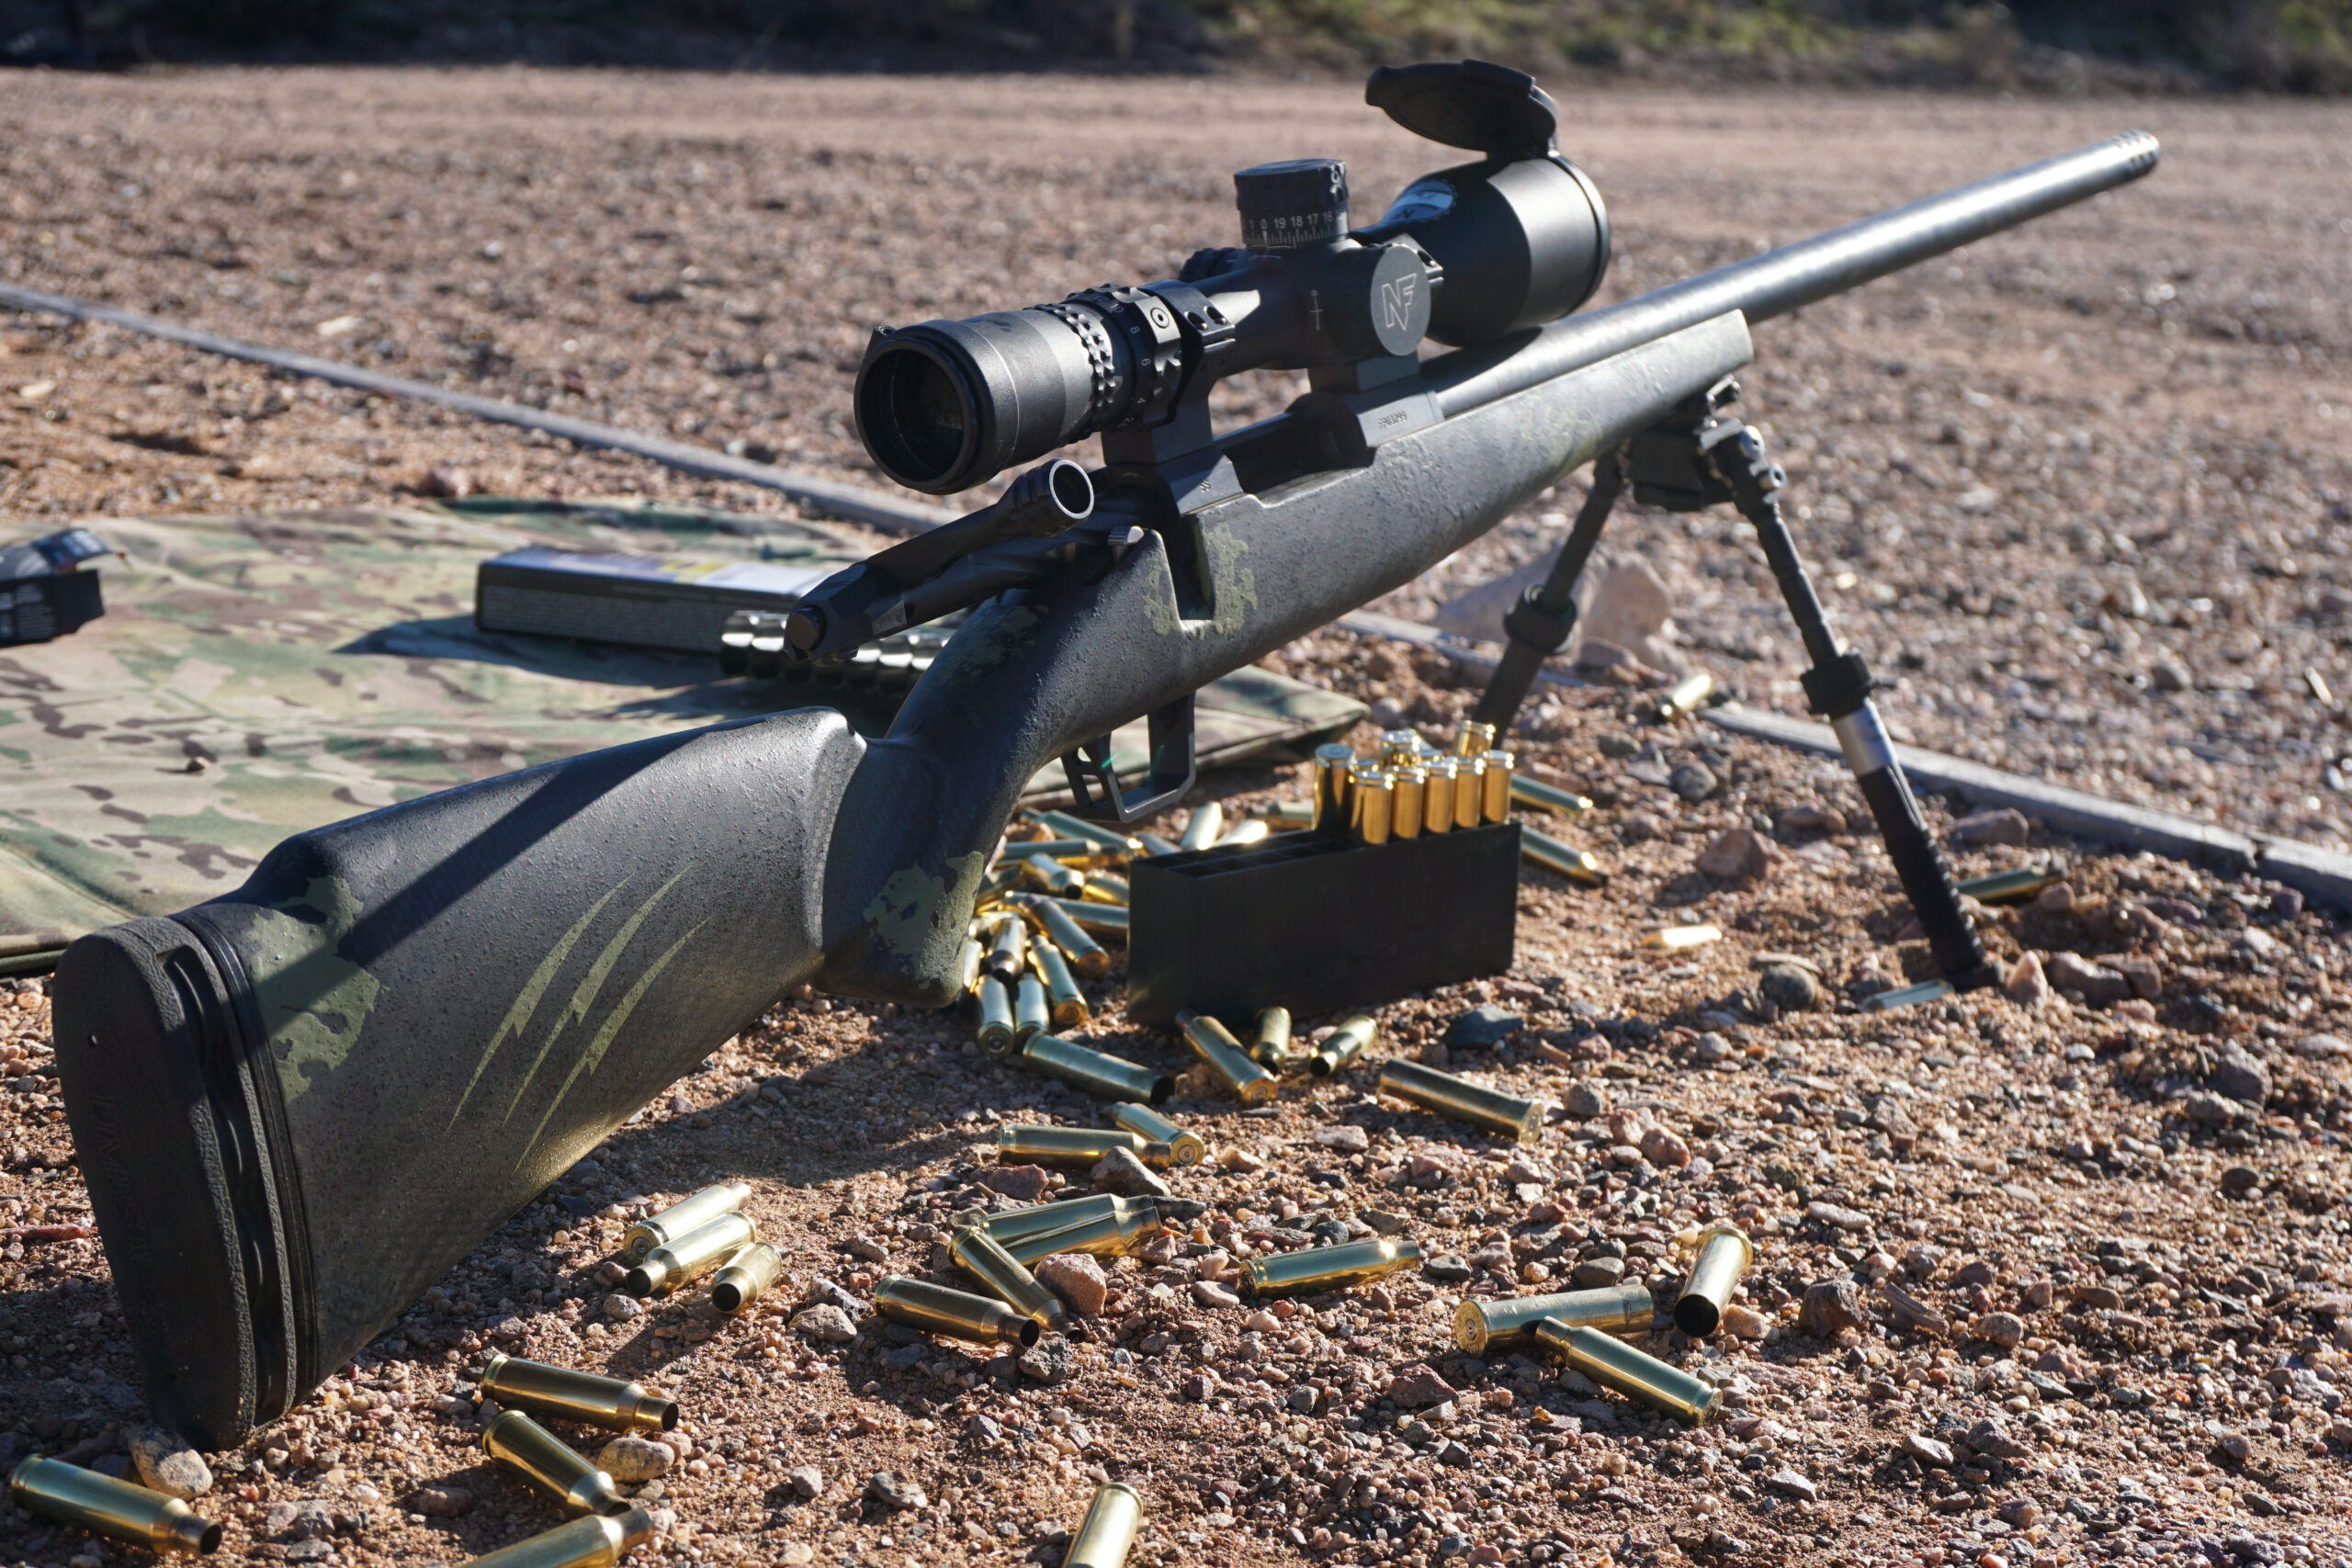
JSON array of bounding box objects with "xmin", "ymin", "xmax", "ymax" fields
[
  {"xmin": 1566, "ymin": 1082, "xmax": 1609, "ymax": 1118},
  {"xmin": 1951, "ymin": 807, "xmax": 2030, "ymax": 847},
  {"xmin": 1902, "ymin": 1433, "xmax": 1955, "ymax": 1468},
  {"xmin": 1695, "ymin": 826, "xmax": 1780, "ymax": 883},
  {"xmin": 1757, "ymin": 964, "xmax": 1819, "ymax": 1010},
  {"xmin": 1035, "ymin": 1253, "xmax": 1109, "ymax": 1317},
  {"xmin": 2045, "ymin": 951, "xmax": 2132, "ymax": 1005},
  {"xmin": 411, "ymin": 1485, "xmax": 473, "ymax": 1517},
  {"xmin": 1805, "ymin": 1201, "xmax": 1869, "ymax": 1233},
  {"xmin": 1390, "ymin": 1365, "xmax": 1458, "ymax": 1408},
  {"xmin": 1570, "ymin": 1257, "xmax": 1626, "ymax": 1288},
  {"xmin": 1191, "ymin": 1280, "xmax": 1240, "ymax": 1309},
  {"xmin": 1668, "ymin": 761, "xmax": 1719, "ymax": 802},
  {"xmin": 1362, "ymin": 1209, "xmax": 1409, "ymax": 1235},
  {"xmin": 605, "ymin": 1292, "xmax": 644, "ymax": 1321},
  {"xmin": 865, "ymin": 1471, "xmax": 925, "ymax": 1511},
  {"xmin": 1314, "ymin": 1124, "xmax": 1370, "ymax": 1154},
  {"xmin": 791, "ymin": 1303, "xmax": 859, "ymax": 1343},
  {"xmin": 1780, "ymin": 800, "xmax": 1845, "ymax": 833},
  {"xmin": 2210, "ymin": 1047, "xmax": 2272, "ymax": 1107},
  {"xmin": 1764, "ymin": 1468, "xmax": 1817, "ymax": 1502},
  {"xmin": 788, "ymin": 1465, "xmax": 824, "ymax": 1499},
  {"xmin": 127, "ymin": 1424, "xmax": 212, "ymax": 1499},
  {"xmin": 1798, "ymin": 1279, "xmax": 1870, "ymax": 1336},
  {"xmin": 598, "ymin": 1436, "xmax": 673, "ymax": 1483},
  {"xmin": 2222, "ymin": 1165, "xmax": 2262, "ymax": 1196},
  {"xmin": 1973, "ymin": 1311, "xmax": 2025, "ymax": 1349},
  {"xmin": 980, "ymin": 1164, "xmax": 1052, "ymax": 1201},
  {"xmin": 1638, "ymin": 1125, "xmax": 1691, "ymax": 1168},
  {"xmin": 2003, "ymin": 952, "xmax": 2050, "ymax": 1008},
  {"xmin": 1721, "ymin": 1303, "xmax": 1769, "ymax": 1339},
  {"xmin": 1090, "ymin": 1145, "xmax": 1171, "ymax": 1198}
]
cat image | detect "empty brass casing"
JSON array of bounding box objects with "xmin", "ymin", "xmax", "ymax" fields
[
  {"xmin": 997, "ymin": 1124, "xmax": 1150, "ymax": 1169},
  {"xmin": 483, "ymin": 1411, "xmax": 631, "ymax": 1517},
  {"xmin": 1268, "ymin": 798, "xmax": 1314, "ymax": 824},
  {"xmin": 1377, "ymin": 728, "xmax": 1420, "ymax": 766},
  {"xmin": 1177, "ymin": 1011, "xmax": 1279, "ymax": 1105},
  {"xmin": 973, "ymin": 1194, "xmax": 1120, "ymax": 1247},
  {"xmin": 998, "ymin": 1197, "xmax": 1163, "ymax": 1266},
  {"xmin": 986, "ymin": 913, "xmax": 1030, "ymax": 983},
  {"xmin": 1213, "ymin": 819, "xmax": 1271, "ymax": 849},
  {"xmin": 1242, "ymin": 1236, "xmax": 1421, "ymax": 1298},
  {"xmin": 9, "ymin": 1456, "xmax": 220, "ymax": 1556},
  {"xmin": 1031, "ymin": 809, "xmax": 1143, "ymax": 857},
  {"xmin": 1035, "ymin": 897, "xmax": 1126, "ymax": 937},
  {"xmin": 711, "ymin": 1242, "xmax": 783, "ymax": 1315},
  {"xmin": 1138, "ymin": 831, "xmax": 1183, "ymax": 858},
  {"xmin": 458, "ymin": 1508, "xmax": 654, "ymax": 1568},
  {"xmin": 1453, "ymin": 756, "xmax": 1485, "ymax": 829},
  {"xmin": 1672, "ymin": 1225, "xmax": 1755, "ymax": 1338},
  {"xmin": 1479, "ymin": 750, "xmax": 1515, "ymax": 824},
  {"xmin": 1349, "ymin": 767, "xmax": 1394, "ymax": 847},
  {"xmin": 1422, "ymin": 759, "xmax": 1457, "ymax": 835},
  {"xmin": 875, "ymin": 1276, "xmax": 1041, "ymax": 1348},
  {"xmin": 475, "ymin": 1352, "xmax": 678, "ymax": 1435},
  {"xmin": 1453, "ymin": 720, "xmax": 1498, "ymax": 758},
  {"xmin": 1453, "ymin": 1283, "xmax": 1656, "ymax": 1356},
  {"xmin": 1532, "ymin": 1320, "xmax": 1719, "ymax": 1426},
  {"xmin": 976, "ymin": 861, "xmax": 1027, "ymax": 907},
  {"xmin": 1109, "ymin": 1102, "xmax": 1206, "ymax": 1167},
  {"xmin": 1015, "ymin": 976, "xmax": 1052, "ymax": 1043},
  {"xmin": 621, "ymin": 1180, "xmax": 752, "ymax": 1266},
  {"xmin": 947, "ymin": 1226, "xmax": 1069, "ymax": 1332},
  {"xmin": 956, "ymin": 935, "xmax": 985, "ymax": 994},
  {"xmin": 1021, "ymin": 1034, "xmax": 1173, "ymax": 1105},
  {"xmin": 1019, "ymin": 895, "xmax": 1112, "ymax": 976},
  {"xmin": 1250, "ymin": 1006, "xmax": 1293, "ymax": 1069},
  {"xmin": 1650, "ymin": 669, "xmax": 1713, "ymax": 723},
  {"xmin": 1064, "ymin": 1483, "xmax": 1144, "ymax": 1568},
  {"xmin": 1312, "ymin": 743, "xmax": 1355, "ymax": 832},
  {"xmin": 1179, "ymin": 801, "xmax": 1225, "ymax": 852},
  {"xmin": 1376, "ymin": 1059, "xmax": 1548, "ymax": 1145},
  {"xmin": 627, "ymin": 1212, "xmax": 757, "ymax": 1298},
  {"xmin": 1389, "ymin": 767, "xmax": 1425, "ymax": 840},
  {"xmin": 1022, "ymin": 852, "xmax": 1087, "ymax": 898},
  {"xmin": 1080, "ymin": 872, "xmax": 1129, "ymax": 908},
  {"xmin": 1955, "ymin": 865, "xmax": 2061, "ymax": 905},
  {"xmin": 1510, "ymin": 775, "xmax": 1594, "ymax": 815},
  {"xmin": 1031, "ymin": 940, "xmax": 1090, "ymax": 1030},
  {"xmin": 1307, "ymin": 1014, "xmax": 1377, "ymax": 1077},
  {"xmin": 1521, "ymin": 827, "xmax": 1608, "ymax": 886},
  {"xmin": 1012, "ymin": 838, "xmax": 1102, "ymax": 864},
  {"xmin": 976, "ymin": 976, "xmax": 1018, "ymax": 1055}
]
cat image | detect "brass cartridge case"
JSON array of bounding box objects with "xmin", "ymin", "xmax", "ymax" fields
[
  {"xmin": 1376, "ymin": 1059, "xmax": 1547, "ymax": 1145},
  {"xmin": 1241, "ymin": 1236, "xmax": 1421, "ymax": 1298},
  {"xmin": 1644, "ymin": 924, "xmax": 1723, "ymax": 951},
  {"xmin": 875, "ymin": 1276, "xmax": 1041, "ymax": 1348},
  {"xmin": 1030, "ymin": 939, "xmax": 1090, "ymax": 1030},
  {"xmin": 1177, "ymin": 1011, "xmax": 1279, "ymax": 1105},
  {"xmin": 621, "ymin": 1180, "xmax": 752, "ymax": 1266},
  {"xmin": 971, "ymin": 1194, "xmax": 1120, "ymax": 1248},
  {"xmin": 475, "ymin": 1352, "xmax": 678, "ymax": 1435},
  {"xmin": 458, "ymin": 1508, "xmax": 654, "ymax": 1568},
  {"xmin": 1013, "ymin": 838, "xmax": 1104, "ymax": 864},
  {"xmin": 1672, "ymin": 1226, "xmax": 1755, "ymax": 1338},
  {"xmin": 1022, "ymin": 852, "xmax": 1087, "ymax": 898},
  {"xmin": 976, "ymin": 861, "xmax": 1027, "ymax": 907},
  {"xmin": 976, "ymin": 976, "xmax": 1017, "ymax": 1055},
  {"xmin": 1388, "ymin": 766, "xmax": 1425, "ymax": 840},
  {"xmin": 711, "ymin": 1242, "xmax": 783, "ymax": 1315},
  {"xmin": 1018, "ymin": 895, "xmax": 1112, "ymax": 976},
  {"xmin": 1348, "ymin": 766, "xmax": 1394, "ymax": 846},
  {"xmin": 1036, "ymin": 897, "xmax": 1126, "ymax": 937},
  {"xmin": 1109, "ymin": 1102, "xmax": 1206, "ymax": 1168},
  {"xmin": 1311, "ymin": 743, "xmax": 1355, "ymax": 832},
  {"xmin": 947, "ymin": 1226, "xmax": 1069, "ymax": 1332},
  {"xmin": 1250, "ymin": 1006, "xmax": 1293, "ymax": 1069},
  {"xmin": 1421, "ymin": 759, "xmax": 1457, "ymax": 835},
  {"xmin": 1453, "ymin": 1283, "xmax": 1656, "ymax": 1356},
  {"xmin": 1020, "ymin": 1034, "xmax": 1173, "ymax": 1105},
  {"xmin": 1080, "ymin": 871, "xmax": 1130, "ymax": 908},
  {"xmin": 1179, "ymin": 802, "xmax": 1225, "ymax": 852},
  {"xmin": 1015, "ymin": 976, "xmax": 1051, "ymax": 1043},
  {"xmin": 1268, "ymin": 799, "xmax": 1316, "ymax": 826},
  {"xmin": 1650, "ymin": 669, "xmax": 1713, "ymax": 724},
  {"xmin": 1138, "ymin": 831, "xmax": 1182, "ymax": 858},
  {"xmin": 1521, "ymin": 827, "xmax": 1608, "ymax": 886},
  {"xmin": 1860, "ymin": 978, "xmax": 1954, "ymax": 1012},
  {"xmin": 1478, "ymin": 750, "xmax": 1515, "ymax": 824},
  {"xmin": 627, "ymin": 1212, "xmax": 758, "ymax": 1299},
  {"xmin": 998, "ymin": 1198, "xmax": 1163, "ymax": 1266},
  {"xmin": 997, "ymin": 1123, "xmax": 1151, "ymax": 1170},
  {"xmin": 1377, "ymin": 728, "xmax": 1421, "ymax": 767},
  {"xmin": 1532, "ymin": 1320, "xmax": 1720, "ymax": 1426},
  {"xmin": 483, "ymin": 1411, "xmax": 631, "ymax": 1517},
  {"xmin": 956, "ymin": 935, "xmax": 985, "ymax": 994},
  {"xmin": 1510, "ymin": 775, "xmax": 1594, "ymax": 816},
  {"xmin": 1307, "ymin": 1014, "xmax": 1377, "ymax": 1077},
  {"xmin": 1031, "ymin": 809, "xmax": 1143, "ymax": 857},
  {"xmin": 1955, "ymin": 865, "xmax": 2061, "ymax": 905},
  {"xmin": 1064, "ymin": 1483, "xmax": 1144, "ymax": 1568},
  {"xmin": 1453, "ymin": 720, "xmax": 1498, "ymax": 758},
  {"xmin": 8, "ymin": 1456, "xmax": 220, "ymax": 1556},
  {"xmin": 1213, "ymin": 819, "xmax": 1271, "ymax": 849},
  {"xmin": 1453, "ymin": 755, "xmax": 1485, "ymax": 829},
  {"xmin": 986, "ymin": 913, "xmax": 1030, "ymax": 983}
]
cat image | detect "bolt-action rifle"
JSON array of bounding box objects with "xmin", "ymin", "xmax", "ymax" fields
[{"xmin": 50, "ymin": 62, "xmax": 2157, "ymax": 1444}]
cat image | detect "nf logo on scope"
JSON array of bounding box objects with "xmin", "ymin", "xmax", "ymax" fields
[{"xmin": 1381, "ymin": 275, "xmax": 1419, "ymax": 333}]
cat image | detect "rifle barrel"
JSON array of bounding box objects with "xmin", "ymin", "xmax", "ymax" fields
[{"xmin": 1433, "ymin": 130, "xmax": 2158, "ymax": 417}]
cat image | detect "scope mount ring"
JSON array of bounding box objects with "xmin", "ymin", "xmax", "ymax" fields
[{"xmin": 1060, "ymin": 692, "xmax": 1197, "ymax": 825}]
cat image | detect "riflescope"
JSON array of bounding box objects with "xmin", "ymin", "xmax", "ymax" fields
[{"xmin": 854, "ymin": 60, "xmax": 1610, "ymax": 492}]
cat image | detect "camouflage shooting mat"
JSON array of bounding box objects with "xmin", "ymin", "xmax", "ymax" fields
[{"xmin": 0, "ymin": 497, "xmax": 1363, "ymax": 933}]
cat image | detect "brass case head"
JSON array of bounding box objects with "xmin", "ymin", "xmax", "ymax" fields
[
  {"xmin": 458, "ymin": 1507, "xmax": 655, "ymax": 1568},
  {"xmin": 1178, "ymin": 801, "xmax": 1225, "ymax": 852},
  {"xmin": 1308, "ymin": 1014, "xmax": 1377, "ymax": 1077},
  {"xmin": 1521, "ymin": 826, "xmax": 1608, "ymax": 886},
  {"xmin": 1532, "ymin": 1320, "xmax": 1720, "ymax": 1426},
  {"xmin": 1018, "ymin": 895, "xmax": 1112, "ymax": 976},
  {"xmin": 876, "ymin": 1276, "xmax": 1041, "ymax": 1348},
  {"xmin": 1064, "ymin": 1482, "xmax": 1144, "ymax": 1568},
  {"xmin": 1030, "ymin": 939, "xmax": 1091, "ymax": 1030},
  {"xmin": 1453, "ymin": 1282, "xmax": 1656, "ymax": 1356},
  {"xmin": 1015, "ymin": 975, "xmax": 1052, "ymax": 1043},
  {"xmin": 1080, "ymin": 872, "xmax": 1129, "ymax": 908},
  {"xmin": 1109, "ymin": 1102, "xmax": 1206, "ymax": 1167},
  {"xmin": 474, "ymin": 1351, "xmax": 678, "ymax": 1435},
  {"xmin": 627, "ymin": 1212, "xmax": 757, "ymax": 1299},
  {"xmin": 1651, "ymin": 669, "xmax": 1713, "ymax": 723},
  {"xmin": 986, "ymin": 913, "xmax": 1030, "ymax": 983},
  {"xmin": 997, "ymin": 1197, "xmax": 1163, "ymax": 1266},
  {"xmin": 1177, "ymin": 1011, "xmax": 1279, "ymax": 1105},
  {"xmin": 1510, "ymin": 774, "xmax": 1594, "ymax": 816},
  {"xmin": 1453, "ymin": 756, "xmax": 1485, "ymax": 829},
  {"xmin": 1478, "ymin": 750, "xmax": 1515, "ymax": 824},
  {"xmin": 482, "ymin": 1411, "xmax": 631, "ymax": 1517},
  {"xmin": 711, "ymin": 1241, "xmax": 784, "ymax": 1315},
  {"xmin": 1375, "ymin": 1059, "xmax": 1548, "ymax": 1145},
  {"xmin": 1348, "ymin": 767, "xmax": 1393, "ymax": 846},
  {"xmin": 1453, "ymin": 720, "xmax": 1498, "ymax": 758},
  {"xmin": 1022, "ymin": 852, "xmax": 1087, "ymax": 898},
  {"xmin": 976, "ymin": 976, "xmax": 1018, "ymax": 1055},
  {"xmin": 8, "ymin": 1455, "xmax": 220, "ymax": 1556},
  {"xmin": 1020, "ymin": 1033, "xmax": 1172, "ymax": 1105},
  {"xmin": 1312, "ymin": 744, "xmax": 1355, "ymax": 832},
  {"xmin": 996, "ymin": 1123, "xmax": 1151, "ymax": 1170},
  {"xmin": 1421, "ymin": 760, "xmax": 1456, "ymax": 835},
  {"xmin": 1377, "ymin": 728, "xmax": 1420, "ymax": 767},
  {"xmin": 621, "ymin": 1180, "xmax": 752, "ymax": 1266},
  {"xmin": 1250, "ymin": 1006, "xmax": 1293, "ymax": 1069},
  {"xmin": 1242, "ymin": 1236, "xmax": 1421, "ymax": 1298},
  {"xmin": 947, "ymin": 1226, "xmax": 1069, "ymax": 1332},
  {"xmin": 1672, "ymin": 1225, "xmax": 1756, "ymax": 1338},
  {"xmin": 1388, "ymin": 766, "xmax": 1425, "ymax": 840}
]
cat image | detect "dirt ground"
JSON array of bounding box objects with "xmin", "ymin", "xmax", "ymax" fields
[{"xmin": 3, "ymin": 67, "xmax": 2352, "ymax": 1568}]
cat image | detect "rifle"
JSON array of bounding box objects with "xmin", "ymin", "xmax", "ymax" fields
[{"xmin": 51, "ymin": 62, "xmax": 2157, "ymax": 1445}]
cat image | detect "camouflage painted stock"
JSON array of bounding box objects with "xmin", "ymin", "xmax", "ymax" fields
[{"xmin": 52, "ymin": 130, "xmax": 2155, "ymax": 1444}]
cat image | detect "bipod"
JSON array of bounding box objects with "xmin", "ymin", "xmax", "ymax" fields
[{"xmin": 1472, "ymin": 378, "xmax": 2000, "ymax": 993}]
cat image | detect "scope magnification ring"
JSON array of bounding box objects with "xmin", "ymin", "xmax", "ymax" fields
[
  {"xmin": 1037, "ymin": 300, "xmax": 1122, "ymax": 427},
  {"xmin": 1070, "ymin": 286, "xmax": 1187, "ymax": 431}
]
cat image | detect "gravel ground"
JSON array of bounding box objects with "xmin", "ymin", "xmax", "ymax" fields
[{"xmin": 2, "ymin": 67, "xmax": 2352, "ymax": 1568}]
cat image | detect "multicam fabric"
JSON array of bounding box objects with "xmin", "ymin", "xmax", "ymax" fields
[{"xmin": 0, "ymin": 498, "xmax": 1363, "ymax": 932}]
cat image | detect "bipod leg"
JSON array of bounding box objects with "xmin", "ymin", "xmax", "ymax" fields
[
  {"xmin": 1470, "ymin": 448, "xmax": 1626, "ymax": 733},
  {"xmin": 1700, "ymin": 419, "xmax": 2000, "ymax": 993}
]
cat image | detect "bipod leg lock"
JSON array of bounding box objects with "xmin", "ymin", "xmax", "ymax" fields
[
  {"xmin": 1470, "ymin": 448, "xmax": 1626, "ymax": 732},
  {"xmin": 1061, "ymin": 692, "xmax": 1197, "ymax": 825}
]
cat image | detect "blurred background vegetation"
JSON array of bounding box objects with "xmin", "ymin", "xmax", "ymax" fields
[{"xmin": 4, "ymin": 0, "xmax": 2349, "ymax": 90}]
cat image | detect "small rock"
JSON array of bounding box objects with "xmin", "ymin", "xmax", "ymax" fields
[
  {"xmin": 1721, "ymin": 1303, "xmax": 1769, "ymax": 1340},
  {"xmin": 979, "ymin": 1164, "xmax": 1053, "ymax": 1201},
  {"xmin": 2045, "ymin": 951, "xmax": 2132, "ymax": 1005},
  {"xmin": 2183, "ymin": 1089, "xmax": 2251, "ymax": 1126},
  {"xmin": 598, "ymin": 1436, "xmax": 673, "ymax": 1483},
  {"xmin": 1570, "ymin": 1257, "xmax": 1626, "ymax": 1289},
  {"xmin": 422, "ymin": 464, "xmax": 474, "ymax": 501},
  {"xmin": 1444, "ymin": 1005, "xmax": 1523, "ymax": 1050},
  {"xmin": 1618, "ymin": 810, "xmax": 1665, "ymax": 845},
  {"xmin": 865, "ymin": 1471, "xmax": 925, "ymax": 1511},
  {"xmin": 1901, "ymin": 1433, "xmax": 1954, "ymax": 1469},
  {"xmin": 1019, "ymin": 1335, "xmax": 1076, "ymax": 1383},
  {"xmin": 605, "ymin": 1292, "xmax": 644, "ymax": 1322},
  {"xmin": 1696, "ymin": 827, "xmax": 1781, "ymax": 884},
  {"xmin": 2151, "ymin": 655, "xmax": 2192, "ymax": 693},
  {"xmin": 1566, "ymin": 1081, "xmax": 1609, "ymax": 1118},
  {"xmin": 1315, "ymin": 1124, "xmax": 1370, "ymax": 1154},
  {"xmin": 1973, "ymin": 1312, "xmax": 2025, "ymax": 1349},
  {"xmin": 1423, "ymin": 1255, "xmax": 1473, "ymax": 1284},
  {"xmin": 1693, "ymin": 1032, "xmax": 1735, "ymax": 1063},
  {"xmin": 1035, "ymin": 1254, "xmax": 1110, "ymax": 1318},
  {"xmin": 791, "ymin": 1303, "xmax": 859, "ymax": 1344},
  {"xmin": 788, "ymin": 1465, "xmax": 824, "ymax": 1499},
  {"xmin": 780, "ymin": 1545, "xmax": 814, "ymax": 1566},
  {"xmin": 1764, "ymin": 1468, "xmax": 1817, "ymax": 1502},
  {"xmin": 1668, "ymin": 761, "xmax": 1719, "ymax": 803},
  {"xmin": 2032, "ymin": 881, "xmax": 2075, "ymax": 913},
  {"xmin": 1757, "ymin": 964, "xmax": 1819, "ymax": 1011},
  {"xmin": 1182, "ymin": 1371, "xmax": 1216, "ymax": 1402},
  {"xmin": 1089, "ymin": 1145, "xmax": 1171, "ymax": 1199},
  {"xmin": 1965, "ymin": 1417, "xmax": 2033, "ymax": 1461},
  {"xmin": 1363, "ymin": 1209, "xmax": 1409, "ymax": 1235},
  {"xmin": 1952, "ymin": 808, "xmax": 2030, "ymax": 848},
  {"xmin": 1996, "ymin": 1499, "xmax": 2040, "ymax": 1529},
  {"xmin": 2210, "ymin": 1047, "xmax": 2272, "ymax": 1107},
  {"xmin": 411, "ymin": 1486, "xmax": 472, "ymax": 1518},
  {"xmin": 127, "ymin": 1424, "xmax": 212, "ymax": 1500},
  {"xmin": 1638, "ymin": 1125, "xmax": 1690, "ymax": 1168},
  {"xmin": 1798, "ymin": 1279, "xmax": 1871, "ymax": 1337},
  {"xmin": 2221, "ymin": 1166, "xmax": 2262, "ymax": 1197},
  {"xmin": 1805, "ymin": 1201, "xmax": 1870, "ymax": 1234},
  {"xmin": 963, "ymin": 1414, "xmax": 1003, "ymax": 1448},
  {"xmin": 1191, "ymin": 1280, "xmax": 1240, "ymax": 1309},
  {"xmin": 2003, "ymin": 952, "xmax": 2050, "ymax": 1009},
  {"xmin": 1390, "ymin": 1365, "xmax": 1458, "ymax": 1409},
  {"xmin": 2213, "ymin": 1430, "xmax": 2253, "ymax": 1463},
  {"xmin": 1779, "ymin": 800, "xmax": 1846, "ymax": 833},
  {"xmin": 2109, "ymin": 953, "xmax": 2164, "ymax": 999}
]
